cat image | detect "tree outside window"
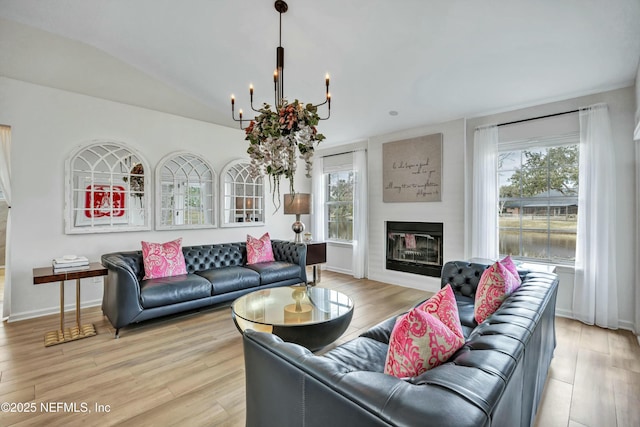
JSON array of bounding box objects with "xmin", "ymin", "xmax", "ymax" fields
[
  {"xmin": 498, "ymin": 143, "xmax": 579, "ymax": 263},
  {"xmin": 326, "ymin": 171, "xmax": 354, "ymax": 241}
]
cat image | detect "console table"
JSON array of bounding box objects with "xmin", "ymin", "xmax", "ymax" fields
[
  {"xmin": 305, "ymin": 241, "xmax": 326, "ymax": 285},
  {"xmin": 33, "ymin": 262, "xmax": 107, "ymax": 347}
]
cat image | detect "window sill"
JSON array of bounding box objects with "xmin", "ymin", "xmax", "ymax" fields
[{"xmin": 516, "ymin": 260, "xmax": 575, "ymax": 274}]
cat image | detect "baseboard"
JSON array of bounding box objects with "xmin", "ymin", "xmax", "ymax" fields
[
  {"xmin": 8, "ymin": 299, "xmax": 102, "ymax": 323},
  {"xmin": 555, "ymin": 309, "xmax": 636, "ymax": 334},
  {"xmin": 325, "ymin": 266, "xmax": 352, "ymax": 275},
  {"xmin": 555, "ymin": 309, "xmax": 574, "ymax": 319}
]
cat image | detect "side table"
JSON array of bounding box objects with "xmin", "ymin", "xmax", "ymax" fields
[
  {"xmin": 305, "ymin": 241, "xmax": 327, "ymax": 285},
  {"xmin": 33, "ymin": 262, "xmax": 107, "ymax": 347}
]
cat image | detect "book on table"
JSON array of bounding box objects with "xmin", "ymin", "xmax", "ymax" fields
[
  {"xmin": 52, "ymin": 255, "xmax": 90, "ymax": 272},
  {"xmin": 53, "ymin": 264, "xmax": 91, "ymax": 273}
]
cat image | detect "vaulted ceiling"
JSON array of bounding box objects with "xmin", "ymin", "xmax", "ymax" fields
[{"xmin": 1, "ymin": 0, "xmax": 639, "ymax": 145}]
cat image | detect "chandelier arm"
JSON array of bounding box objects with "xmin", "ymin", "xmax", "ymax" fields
[
  {"xmin": 312, "ymin": 99, "xmax": 329, "ymax": 108},
  {"xmin": 250, "ymin": 98, "xmax": 262, "ymax": 113},
  {"xmin": 318, "ymin": 110, "xmax": 331, "ymax": 121}
]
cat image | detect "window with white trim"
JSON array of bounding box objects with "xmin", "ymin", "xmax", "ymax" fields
[
  {"xmin": 498, "ymin": 133, "xmax": 579, "ymax": 264},
  {"xmin": 326, "ymin": 170, "xmax": 354, "ymax": 241}
]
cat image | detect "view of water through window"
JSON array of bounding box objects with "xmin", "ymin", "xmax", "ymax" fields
[{"xmin": 498, "ymin": 138, "xmax": 579, "ymax": 264}]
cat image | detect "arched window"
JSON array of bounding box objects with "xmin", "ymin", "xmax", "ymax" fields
[
  {"xmin": 66, "ymin": 141, "xmax": 151, "ymax": 233},
  {"xmin": 156, "ymin": 152, "xmax": 216, "ymax": 229},
  {"xmin": 220, "ymin": 159, "xmax": 264, "ymax": 227}
]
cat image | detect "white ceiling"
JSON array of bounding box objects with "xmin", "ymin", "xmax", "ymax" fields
[{"xmin": 1, "ymin": 0, "xmax": 639, "ymax": 146}]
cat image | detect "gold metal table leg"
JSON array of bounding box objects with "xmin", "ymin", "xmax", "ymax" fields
[
  {"xmin": 59, "ymin": 280, "xmax": 64, "ymax": 331},
  {"xmin": 44, "ymin": 278, "xmax": 97, "ymax": 347}
]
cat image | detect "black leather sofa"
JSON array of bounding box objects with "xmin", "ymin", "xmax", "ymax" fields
[
  {"xmin": 101, "ymin": 240, "xmax": 307, "ymax": 337},
  {"xmin": 243, "ymin": 260, "xmax": 559, "ymax": 427}
]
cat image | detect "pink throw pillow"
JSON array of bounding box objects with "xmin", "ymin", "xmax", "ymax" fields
[
  {"xmin": 500, "ymin": 255, "xmax": 522, "ymax": 287},
  {"xmin": 141, "ymin": 238, "xmax": 187, "ymax": 280},
  {"xmin": 246, "ymin": 233, "xmax": 275, "ymax": 265},
  {"xmin": 384, "ymin": 285, "xmax": 465, "ymax": 378},
  {"xmin": 474, "ymin": 261, "xmax": 520, "ymax": 324}
]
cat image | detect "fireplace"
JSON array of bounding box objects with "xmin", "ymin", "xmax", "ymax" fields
[{"xmin": 386, "ymin": 221, "xmax": 443, "ymax": 277}]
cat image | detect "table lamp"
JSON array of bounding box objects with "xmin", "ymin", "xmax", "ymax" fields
[{"xmin": 284, "ymin": 193, "xmax": 311, "ymax": 243}]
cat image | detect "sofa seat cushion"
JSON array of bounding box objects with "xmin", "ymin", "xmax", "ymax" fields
[
  {"xmin": 195, "ymin": 266, "xmax": 260, "ymax": 294},
  {"xmin": 244, "ymin": 261, "xmax": 302, "ymax": 285},
  {"xmin": 324, "ymin": 337, "xmax": 390, "ymax": 372},
  {"xmin": 140, "ymin": 274, "xmax": 212, "ymax": 309}
]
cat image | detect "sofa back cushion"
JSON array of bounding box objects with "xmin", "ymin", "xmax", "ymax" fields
[
  {"xmin": 441, "ymin": 261, "xmax": 490, "ymax": 298},
  {"xmin": 182, "ymin": 243, "xmax": 247, "ymax": 272}
]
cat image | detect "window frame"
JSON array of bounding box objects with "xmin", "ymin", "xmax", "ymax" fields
[
  {"xmin": 325, "ymin": 169, "xmax": 354, "ymax": 243},
  {"xmin": 497, "ymin": 132, "xmax": 579, "ymax": 265}
]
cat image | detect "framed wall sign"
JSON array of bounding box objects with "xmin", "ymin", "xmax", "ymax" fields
[{"xmin": 382, "ymin": 133, "xmax": 443, "ymax": 203}]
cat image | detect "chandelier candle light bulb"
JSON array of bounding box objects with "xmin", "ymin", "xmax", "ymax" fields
[{"xmin": 230, "ymin": 0, "xmax": 331, "ymax": 211}]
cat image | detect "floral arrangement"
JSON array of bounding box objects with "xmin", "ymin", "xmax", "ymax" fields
[
  {"xmin": 245, "ymin": 99, "xmax": 325, "ymax": 210},
  {"xmin": 123, "ymin": 163, "xmax": 145, "ymax": 199}
]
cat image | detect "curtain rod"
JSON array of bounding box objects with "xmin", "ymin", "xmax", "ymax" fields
[
  {"xmin": 497, "ymin": 109, "xmax": 579, "ymax": 128},
  {"xmin": 321, "ymin": 148, "xmax": 367, "ymax": 158}
]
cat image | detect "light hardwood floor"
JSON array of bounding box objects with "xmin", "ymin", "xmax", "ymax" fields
[{"xmin": 0, "ymin": 271, "xmax": 638, "ymax": 426}]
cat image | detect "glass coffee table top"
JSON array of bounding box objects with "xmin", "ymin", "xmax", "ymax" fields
[{"xmin": 231, "ymin": 286, "xmax": 354, "ymax": 351}]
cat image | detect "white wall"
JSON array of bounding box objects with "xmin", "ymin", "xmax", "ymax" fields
[
  {"xmin": 465, "ymin": 86, "xmax": 637, "ymax": 331},
  {"xmin": 367, "ymin": 119, "xmax": 467, "ymax": 293},
  {"xmin": 0, "ymin": 77, "xmax": 311, "ymax": 321},
  {"xmin": 635, "ymin": 62, "xmax": 640, "ymax": 135},
  {"xmin": 325, "ymin": 243, "xmax": 352, "ymax": 275}
]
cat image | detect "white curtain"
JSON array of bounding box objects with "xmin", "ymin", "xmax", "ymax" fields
[
  {"xmin": 311, "ymin": 156, "xmax": 325, "ymax": 243},
  {"xmin": 472, "ymin": 125, "xmax": 499, "ymax": 260},
  {"xmin": 572, "ymin": 104, "xmax": 618, "ymax": 329},
  {"xmin": 0, "ymin": 125, "xmax": 11, "ymax": 319},
  {"xmin": 352, "ymin": 149, "xmax": 367, "ymax": 278},
  {"xmin": 636, "ymin": 134, "xmax": 640, "ymax": 341}
]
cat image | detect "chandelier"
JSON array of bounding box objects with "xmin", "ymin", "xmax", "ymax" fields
[
  {"xmin": 230, "ymin": 0, "xmax": 331, "ymax": 127},
  {"xmin": 230, "ymin": 0, "xmax": 332, "ymax": 210}
]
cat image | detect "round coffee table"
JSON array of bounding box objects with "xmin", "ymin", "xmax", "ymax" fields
[{"xmin": 231, "ymin": 286, "xmax": 354, "ymax": 351}]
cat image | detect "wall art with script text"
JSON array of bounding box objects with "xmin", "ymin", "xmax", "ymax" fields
[{"xmin": 382, "ymin": 133, "xmax": 442, "ymax": 202}]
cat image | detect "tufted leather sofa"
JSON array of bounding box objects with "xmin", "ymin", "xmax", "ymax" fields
[
  {"xmin": 101, "ymin": 240, "xmax": 307, "ymax": 337},
  {"xmin": 242, "ymin": 260, "xmax": 558, "ymax": 427}
]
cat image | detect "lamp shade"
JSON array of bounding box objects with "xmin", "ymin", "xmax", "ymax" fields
[
  {"xmin": 235, "ymin": 197, "xmax": 245, "ymax": 211},
  {"xmin": 283, "ymin": 193, "xmax": 311, "ymax": 215},
  {"xmin": 236, "ymin": 197, "xmax": 254, "ymax": 210}
]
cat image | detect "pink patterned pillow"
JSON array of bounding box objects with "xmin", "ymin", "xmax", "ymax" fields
[
  {"xmin": 418, "ymin": 284, "xmax": 464, "ymax": 342},
  {"xmin": 246, "ymin": 233, "xmax": 275, "ymax": 265},
  {"xmin": 500, "ymin": 255, "xmax": 522, "ymax": 287},
  {"xmin": 141, "ymin": 238, "xmax": 187, "ymax": 280},
  {"xmin": 384, "ymin": 285, "xmax": 465, "ymax": 378},
  {"xmin": 474, "ymin": 261, "xmax": 520, "ymax": 324}
]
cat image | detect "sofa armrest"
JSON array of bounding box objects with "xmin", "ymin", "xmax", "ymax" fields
[
  {"xmin": 271, "ymin": 240, "xmax": 307, "ymax": 282},
  {"xmin": 101, "ymin": 253, "xmax": 144, "ymax": 330}
]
